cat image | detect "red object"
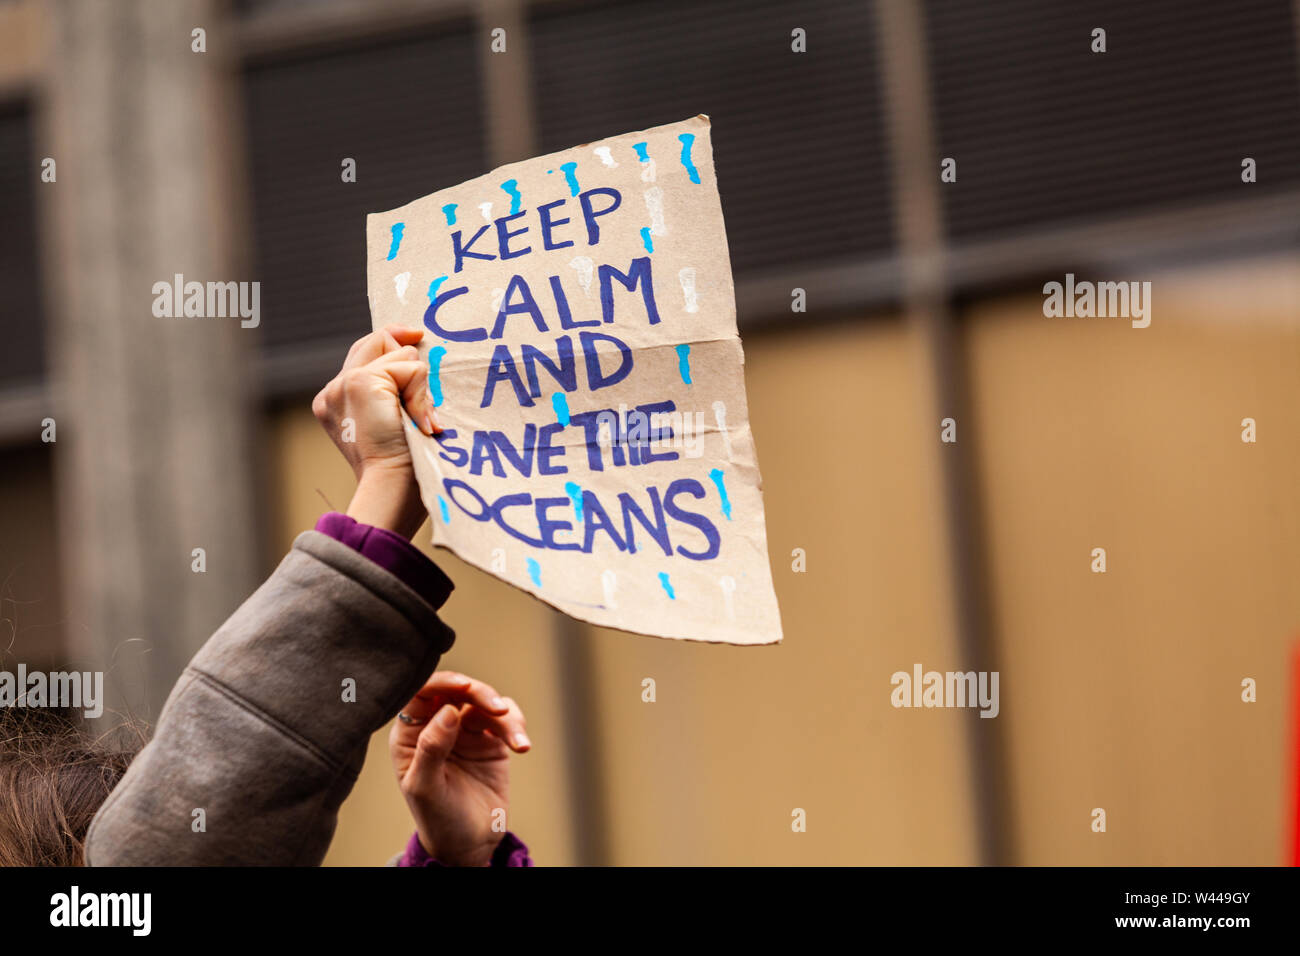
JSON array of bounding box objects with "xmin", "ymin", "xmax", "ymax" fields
[{"xmin": 1292, "ymin": 642, "xmax": 1300, "ymax": 866}]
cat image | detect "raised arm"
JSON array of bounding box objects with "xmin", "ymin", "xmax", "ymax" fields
[{"xmin": 87, "ymin": 326, "xmax": 450, "ymax": 865}]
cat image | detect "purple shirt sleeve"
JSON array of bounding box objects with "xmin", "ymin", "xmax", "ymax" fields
[
  {"xmin": 314, "ymin": 512, "xmax": 453, "ymax": 611},
  {"xmin": 397, "ymin": 831, "xmax": 534, "ymax": 867}
]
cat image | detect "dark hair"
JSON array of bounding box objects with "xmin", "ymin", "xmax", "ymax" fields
[{"xmin": 0, "ymin": 707, "xmax": 141, "ymax": 866}]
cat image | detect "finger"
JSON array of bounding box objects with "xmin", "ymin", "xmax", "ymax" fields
[
  {"xmin": 342, "ymin": 331, "xmax": 386, "ymax": 373},
  {"xmin": 369, "ymin": 353, "xmax": 441, "ymax": 436},
  {"xmin": 376, "ymin": 326, "xmax": 425, "ymax": 368},
  {"xmin": 391, "ymin": 671, "xmax": 508, "ymax": 752},
  {"xmin": 411, "ymin": 672, "xmax": 509, "ymax": 717},
  {"xmin": 382, "ymin": 324, "xmax": 425, "ymax": 347},
  {"xmin": 447, "ymin": 722, "xmax": 510, "ymax": 761},
  {"xmin": 394, "ymin": 672, "xmax": 472, "ymax": 730},
  {"xmin": 340, "ymin": 357, "xmax": 422, "ymax": 418},
  {"xmin": 342, "ymin": 325, "xmax": 424, "ymax": 373},
  {"xmin": 461, "ymin": 695, "xmax": 531, "ymax": 752},
  {"xmin": 403, "ymin": 704, "xmax": 461, "ymax": 797},
  {"xmin": 394, "ymin": 354, "xmax": 437, "ymax": 437},
  {"xmin": 376, "ymin": 331, "xmax": 440, "ymax": 430}
]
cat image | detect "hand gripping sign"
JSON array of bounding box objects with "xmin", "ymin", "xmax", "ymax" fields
[{"xmin": 367, "ymin": 116, "xmax": 782, "ymax": 645}]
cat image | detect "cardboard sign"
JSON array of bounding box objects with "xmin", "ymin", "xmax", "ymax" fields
[{"xmin": 366, "ymin": 116, "xmax": 781, "ymax": 645}]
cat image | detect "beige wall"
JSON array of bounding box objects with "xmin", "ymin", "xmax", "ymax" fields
[
  {"xmin": 578, "ymin": 319, "xmax": 975, "ymax": 864},
  {"xmin": 962, "ymin": 258, "xmax": 1300, "ymax": 864},
  {"xmin": 267, "ymin": 260, "xmax": 1300, "ymax": 864},
  {"xmin": 0, "ymin": 1, "xmax": 42, "ymax": 98}
]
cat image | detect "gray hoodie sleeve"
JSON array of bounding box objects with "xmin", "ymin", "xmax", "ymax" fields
[{"xmin": 85, "ymin": 530, "xmax": 455, "ymax": 866}]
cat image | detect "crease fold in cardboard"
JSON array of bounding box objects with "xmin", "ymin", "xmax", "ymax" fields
[{"xmin": 366, "ymin": 116, "xmax": 782, "ymax": 645}]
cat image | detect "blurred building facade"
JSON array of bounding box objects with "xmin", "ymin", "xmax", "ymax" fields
[{"xmin": 0, "ymin": 0, "xmax": 1297, "ymax": 864}]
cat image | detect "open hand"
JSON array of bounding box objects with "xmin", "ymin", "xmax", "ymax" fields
[{"xmin": 389, "ymin": 671, "xmax": 531, "ymax": 867}]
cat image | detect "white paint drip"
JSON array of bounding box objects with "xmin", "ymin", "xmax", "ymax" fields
[
  {"xmin": 678, "ymin": 267, "xmax": 699, "ymax": 313},
  {"xmin": 719, "ymin": 575, "xmax": 737, "ymax": 621},
  {"xmin": 712, "ymin": 400, "xmax": 732, "ymax": 461},
  {"xmin": 601, "ymin": 569, "xmax": 618, "ymax": 609},
  {"xmin": 393, "ymin": 271, "xmax": 411, "ymax": 304},
  {"xmin": 478, "ymin": 201, "xmax": 494, "ymax": 222},
  {"xmin": 569, "ymin": 256, "xmax": 595, "ymax": 297},
  {"xmin": 641, "ymin": 158, "xmax": 657, "ymax": 183},
  {"xmin": 594, "ymin": 146, "xmax": 618, "ymax": 168},
  {"xmin": 644, "ymin": 186, "xmax": 666, "ymax": 236},
  {"xmin": 596, "ymin": 416, "xmax": 614, "ymax": 449},
  {"xmin": 490, "ymin": 287, "xmax": 506, "ymax": 315}
]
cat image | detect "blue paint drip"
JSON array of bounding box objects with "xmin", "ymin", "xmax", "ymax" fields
[
  {"xmin": 564, "ymin": 481, "xmax": 584, "ymax": 522},
  {"xmin": 500, "ymin": 179, "xmax": 522, "ymax": 215},
  {"xmin": 639, "ymin": 227, "xmax": 654, "ymax": 253},
  {"xmin": 708, "ymin": 467, "xmax": 733, "ymax": 521},
  {"xmin": 560, "ymin": 161, "xmax": 580, "ymax": 197},
  {"xmin": 551, "ymin": 391, "xmax": 571, "ymax": 426},
  {"xmin": 527, "ymin": 558, "xmax": 542, "ymax": 588},
  {"xmin": 441, "ymin": 203, "xmax": 458, "ymax": 226},
  {"xmin": 427, "ymin": 275, "xmax": 447, "ymax": 301},
  {"xmin": 658, "ymin": 572, "xmax": 676, "ymax": 600},
  {"xmin": 633, "ymin": 142, "xmax": 650, "ymax": 163},
  {"xmin": 678, "ymin": 133, "xmax": 701, "ymax": 184},
  {"xmin": 386, "ymin": 222, "xmax": 405, "ymax": 260},
  {"xmin": 437, "ymin": 495, "xmax": 451, "ymax": 524},
  {"xmin": 674, "ymin": 343, "xmax": 693, "ymax": 385},
  {"xmin": 427, "ymin": 346, "xmax": 447, "ymax": 408}
]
